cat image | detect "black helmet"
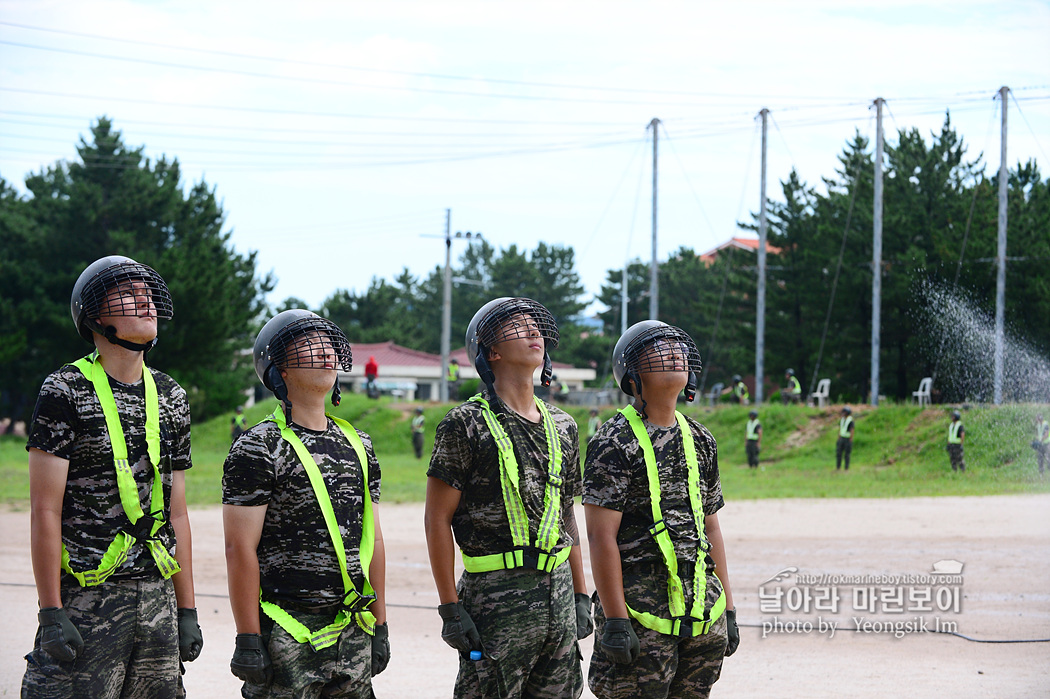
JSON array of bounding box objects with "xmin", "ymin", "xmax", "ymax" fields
[
  {"xmin": 733, "ymin": 374, "xmax": 742, "ymax": 383},
  {"xmin": 841, "ymin": 406, "xmax": 852, "ymax": 415},
  {"xmin": 785, "ymin": 368, "xmax": 795, "ymax": 376},
  {"xmin": 952, "ymin": 410, "xmax": 961, "ymax": 420},
  {"xmin": 465, "ymin": 297, "xmax": 559, "ymax": 390},
  {"xmin": 70, "ymin": 255, "xmax": 173, "ymax": 351},
  {"xmin": 612, "ymin": 320, "xmax": 702, "ymax": 402},
  {"xmin": 749, "ymin": 410, "xmax": 758, "ymax": 419},
  {"xmin": 253, "ymin": 309, "xmax": 352, "ymax": 411}
]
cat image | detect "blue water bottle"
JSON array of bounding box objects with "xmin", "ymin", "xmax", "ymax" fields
[{"xmin": 470, "ymin": 650, "xmax": 483, "ymax": 661}]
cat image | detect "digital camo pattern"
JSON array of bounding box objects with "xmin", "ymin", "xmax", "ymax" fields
[
  {"xmin": 26, "ymin": 363, "xmax": 192, "ymax": 580},
  {"xmin": 222, "ymin": 416, "xmax": 381, "ymax": 609},
  {"xmin": 590, "ymin": 587, "xmax": 727, "ymax": 699},
  {"xmin": 241, "ymin": 612, "xmax": 373, "ymax": 698},
  {"xmin": 454, "ymin": 564, "xmax": 583, "ymax": 699},
  {"xmin": 583, "ymin": 411, "xmax": 723, "ymax": 568},
  {"xmin": 427, "ymin": 392, "xmax": 581, "ymax": 558},
  {"xmin": 948, "ymin": 443, "xmax": 965, "ymax": 471},
  {"xmin": 22, "ymin": 577, "xmax": 181, "ymax": 699}
]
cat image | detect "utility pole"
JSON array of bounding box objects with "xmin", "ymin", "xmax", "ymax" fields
[
  {"xmin": 649, "ymin": 117, "xmax": 661, "ymax": 320},
  {"xmin": 621, "ymin": 264, "xmax": 629, "ymax": 336},
  {"xmin": 756, "ymin": 108, "xmax": 769, "ymax": 404},
  {"xmin": 871, "ymin": 98, "xmax": 885, "ymax": 407},
  {"xmin": 440, "ymin": 208, "xmax": 452, "ymax": 403},
  {"xmin": 994, "ymin": 86, "xmax": 1009, "ymax": 404}
]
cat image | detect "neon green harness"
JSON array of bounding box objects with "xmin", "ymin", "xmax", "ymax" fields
[
  {"xmin": 65, "ymin": 353, "xmax": 180, "ymax": 586},
  {"xmin": 259, "ymin": 406, "xmax": 377, "ymax": 650},
  {"xmin": 620, "ymin": 405, "xmax": 726, "ymax": 637},
  {"xmin": 460, "ymin": 394, "xmax": 571, "ymax": 574}
]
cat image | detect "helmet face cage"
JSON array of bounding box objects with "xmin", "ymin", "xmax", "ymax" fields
[
  {"xmin": 80, "ymin": 262, "xmax": 173, "ymax": 328},
  {"xmin": 267, "ymin": 317, "xmax": 352, "ymax": 373},
  {"xmin": 475, "ymin": 299, "xmax": 559, "ymax": 354},
  {"xmin": 623, "ymin": 325, "xmax": 702, "ymax": 378}
]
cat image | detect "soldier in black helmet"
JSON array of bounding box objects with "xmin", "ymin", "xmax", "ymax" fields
[
  {"xmin": 222, "ymin": 310, "xmax": 389, "ymax": 698},
  {"xmin": 730, "ymin": 375, "xmax": 749, "ymax": 405},
  {"xmin": 424, "ymin": 297, "xmax": 590, "ymax": 698},
  {"xmin": 22, "ymin": 255, "xmax": 202, "ymax": 698},
  {"xmin": 583, "ymin": 320, "xmax": 739, "ymax": 699}
]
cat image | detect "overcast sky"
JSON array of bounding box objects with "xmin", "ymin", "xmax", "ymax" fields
[{"xmin": 2, "ymin": 1, "xmax": 1048, "ymax": 315}]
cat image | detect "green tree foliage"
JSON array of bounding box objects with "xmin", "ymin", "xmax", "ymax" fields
[{"xmin": 0, "ymin": 118, "xmax": 272, "ymax": 421}]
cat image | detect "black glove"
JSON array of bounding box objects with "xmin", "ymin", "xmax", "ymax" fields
[
  {"xmin": 230, "ymin": 633, "xmax": 272, "ymax": 685},
  {"xmin": 724, "ymin": 608, "xmax": 740, "ymax": 657},
  {"xmin": 177, "ymin": 608, "xmax": 204, "ymax": 662},
  {"xmin": 437, "ymin": 602, "xmax": 482, "ymax": 653},
  {"xmin": 574, "ymin": 592, "xmax": 593, "ymax": 639},
  {"xmin": 37, "ymin": 607, "xmax": 84, "ymax": 663},
  {"xmin": 371, "ymin": 623, "xmax": 390, "ymax": 676},
  {"xmin": 601, "ymin": 617, "xmax": 639, "ymax": 664}
]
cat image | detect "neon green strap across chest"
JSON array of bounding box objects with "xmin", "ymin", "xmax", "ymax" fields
[
  {"xmin": 66, "ymin": 353, "xmax": 180, "ymax": 586},
  {"xmin": 259, "ymin": 406, "xmax": 377, "ymax": 649},
  {"xmin": 461, "ymin": 394, "xmax": 570, "ymax": 574},
  {"xmin": 620, "ymin": 405, "xmax": 726, "ymax": 636}
]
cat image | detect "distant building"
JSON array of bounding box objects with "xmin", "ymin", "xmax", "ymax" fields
[
  {"xmin": 342, "ymin": 341, "xmax": 596, "ymax": 401},
  {"xmin": 699, "ymin": 236, "xmax": 782, "ymax": 265}
]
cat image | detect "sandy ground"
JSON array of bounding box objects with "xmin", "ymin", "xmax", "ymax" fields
[{"xmin": 2, "ymin": 495, "xmax": 1049, "ymax": 698}]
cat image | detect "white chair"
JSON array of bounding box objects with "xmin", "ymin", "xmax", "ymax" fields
[
  {"xmin": 912, "ymin": 377, "xmax": 933, "ymax": 407},
  {"xmin": 809, "ymin": 379, "xmax": 831, "ymax": 408}
]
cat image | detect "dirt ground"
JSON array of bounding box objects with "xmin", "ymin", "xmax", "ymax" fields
[{"xmin": 2, "ymin": 494, "xmax": 1048, "ymax": 698}]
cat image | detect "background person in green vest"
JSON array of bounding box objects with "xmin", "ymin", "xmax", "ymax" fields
[
  {"xmin": 446, "ymin": 357, "xmax": 461, "ymax": 400},
  {"xmin": 836, "ymin": 406, "xmax": 855, "ymax": 471},
  {"xmin": 231, "ymin": 406, "xmax": 247, "ymax": 443},
  {"xmin": 1031, "ymin": 414, "xmax": 1049, "ymax": 475},
  {"xmin": 412, "ymin": 407, "xmax": 426, "ymax": 460},
  {"xmin": 22, "ymin": 255, "xmax": 202, "ymax": 698},
  {"xmin": 731, "ymin": 375, "xmax": 749, "ymax": 405},
  {"xmin": 587, "ymin": 408, "xmax": 602, "ymax": 441},
  {"xmin": 781, "ymin": 368, "xmax": 802, "ymax": 405},
  {"xmin": 584, "ymin": 320, "xmax": 738, "ymax": 699},
  {"xmin": 746, "ymin": 410, "xmax": 761, "ymax": 469},
  {"xmin": 424, "ymin": 297, "xmax": 590, "ymax": 698},
  {"xmin": 947, "ymin": 410, "xmax": 966, "ymax": 472},
  {"xmin": 222, "ymin": 310, "xmax": 389, "ymax": 698}
]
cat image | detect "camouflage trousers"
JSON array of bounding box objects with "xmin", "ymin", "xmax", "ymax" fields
[
  {"xmin": 453, "ymin": 562, "xmax": 583, "ymax": 699},
  {"xmin": 22, "ymin": 575, "xmax": 182, "ymax": 699},
  {"xmin": 948, "ymin": 444, "xmax": 965, "ymax": 472},
  {"xmin": 589, "ymin": 561, "xmax": 727, "ymax": 699},
  {"xmin": 241, "ymin": 610, "xmax": 373, "ymax": 699}
]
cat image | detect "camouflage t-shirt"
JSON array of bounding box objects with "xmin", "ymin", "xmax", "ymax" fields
[
  {"xmin": 583, "ymin": 410, "xmax": 723, "ymax": 570},
  {"xmin": 222, "ymin": 414, "xmax": 381, "ymax": 609},
  {"xmin": 427, "ymin": 393, "xmax": 581, "ymax": 560},
  {"xmin": 26, "ymin": 360, "xmax": 192, "ymax": 581}
]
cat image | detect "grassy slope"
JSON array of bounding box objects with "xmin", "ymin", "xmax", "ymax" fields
[{"xmin": 3, "ymin": 395, "xmax": 1049, "ymax": 508}]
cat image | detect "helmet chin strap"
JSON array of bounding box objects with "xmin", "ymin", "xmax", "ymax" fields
[
  {"xmin": 540, "ymin": 354, "xmax": 553, "ymax": 387},
  {"xmin": 331, "ymin": 382, "xmax": 341, "ymax": 407},
  {"xmin": 100, "ymin": 323, "xmax": 158, "ymax": 353}
]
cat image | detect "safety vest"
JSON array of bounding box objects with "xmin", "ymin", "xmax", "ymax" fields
[
  {"xmin": 460, "ymin": 394, "xmax": 571, "ymax": 574},
  {"xmin": 65, "ymin": 353, "xmax": 181, "ymax": 586},
  {"xmin": 259, "ymin": 405, "xmax": 377, "ymax": 650},
  {"xmin": 839, "ymin": 416, "xmax": 854, "ymax": 439},
  {"xmin": 746, "ymin": 419, "xmax": 760, "ymax": 441},
  {"xmin": 234, "ymin": 414, "xmax": 246, "ymax": 429},
  {"xmin": 1037, "ymin": 419, "xmax": 1050, "ymax": 445},
  {"xmin": 788, "ymin": 376, "xmax": 801, "ymax": 395},
  {"xmin": 447, "ymin": 363, "xmax": 460, "ymax": 381},
  {"xmin": 948, "ymin": 421, "xmax": 963, "ymax": 445},
  {"xmin": 734, "ymin": 382, "xmax": 749, "ymax": 400},
  {"xmin": 412, "ymin": 415, "xmax": 425, "ymax": 434},
  {"xmin": 620, "ymin": 405, "xmax": 727, "ymax": 637}
]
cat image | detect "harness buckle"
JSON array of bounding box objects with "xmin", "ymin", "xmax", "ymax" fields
[
  {"xmin": 342, "ymin": 590, "xmax": 376, "ymax": 613},
  {"xmin": 672, "ymin": 616, "xmax": 711, "ymax": 638},
  {"xmin": 125, "ymin": 510, "xmax": 162, "ymax": 541}
]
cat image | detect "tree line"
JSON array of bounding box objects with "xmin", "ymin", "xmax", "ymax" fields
[{"xmin": 2, "ymin": 116, "xmax": 1047, "ymax": 423}]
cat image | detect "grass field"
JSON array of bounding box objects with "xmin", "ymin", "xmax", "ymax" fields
[{"xmin": 3, "ymin": 394, "xmax": 1049, "ymax": 508}]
